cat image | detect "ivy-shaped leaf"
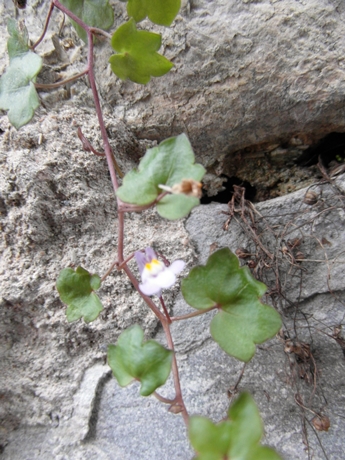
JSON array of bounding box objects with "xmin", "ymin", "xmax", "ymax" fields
[
  {"xmin": 108, "ymin": 324, "xmax": 173, "ymax": 396},
  {"xmin": 60, "ymin": 0, "xmax": 114, "ymax": 43},
  {"xmin": 56, "ymin": 266, "xmax": 103, "ymax": 323},
  {"xmin": 189, "ymin": 392, "xmax": 283, "ymax": 460},
  {"xmin": 116, "ymin": 133, "xmax": 205, "ymax": 220},
  {"xmin": 109, "ymin": 18, "xmax": 173, "ymax": 84},
  {"xmin": 126, "ymin": 0, "xmax": 181, "ymax": 26},
  {"xmin": 0, "ymin": 19, "xmax": 42, "ymax": 129},
  {"xmin": 181, "ymin": 248, "xmax": 282, "ymax": 362}
]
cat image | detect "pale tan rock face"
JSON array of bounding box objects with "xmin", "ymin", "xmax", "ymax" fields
[{"xmin": 94, "ymin": 0, "xmax": 345, "ymax": 160}]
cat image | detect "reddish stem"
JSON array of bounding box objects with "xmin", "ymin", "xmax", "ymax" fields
[
  {"xmin": 35, "ymin": 70, "xmax": 88, "ymax": 89},
  {"xmin": 43, "ymin": 0, "xmax": 190, "ymax": 428},
  {"xmin": 171, "ymin": 305, "xmax": 218, "ymax": 322},
  {"xmin": 31, "ymin": 1, "xmax": 55, "ymax": 50},
  {"xmin": 159, "ymin": 296, "xmax": 172, "ymax": 323}
]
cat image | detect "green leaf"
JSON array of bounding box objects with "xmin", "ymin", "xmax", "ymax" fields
[
  {"xmin": 116, "ymin": 133, "xmax": 205, "ymax": 219},
  {"xmin": 0, "ymin": 20, "xmax": 42, "ymax": 129},
  {"xmin": 109, "ymin": 18, "xmax": 173, "ymax": 84},
  {"xmin": 60, "ymin": 0, "xmax": 114, "ymax": 43},
  {"xmin": 107, "ymin": 324, "xmax": 173, "ymax": 396},
  {"xmin": 126, "ymin": 0, "xmax": 181, "ymax": 26},
  {"xmin": 181, "ymin": 248, "xmax": 281, "ymax": 362},
  {"xmin": 7, "ymin": 19, "xmax": 30, "ymax": 57},
  {"xmin": 56, "ymin": 266, "xmax": 103, "ymax": 323},
  {"xmin": 189, "ymin": 393, "xmax": 283, "ymax": 460}
]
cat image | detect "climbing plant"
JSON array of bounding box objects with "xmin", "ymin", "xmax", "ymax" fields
[{"xmin": 1, "ymin": 1, "xmax": 282, "ymax": 458}]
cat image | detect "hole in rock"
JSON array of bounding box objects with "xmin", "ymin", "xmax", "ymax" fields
[
  {"xmin": 296, "ymin": 132, "xmax": 345, "ymax": 166},
  {"xmin": 201, "ymin": 175, "xmax": 256, "ymax": 204}
]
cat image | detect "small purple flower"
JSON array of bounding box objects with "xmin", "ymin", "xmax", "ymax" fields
[{"xmin": 135, "ymin": 247, "xmax": 185, "ymax": 297}]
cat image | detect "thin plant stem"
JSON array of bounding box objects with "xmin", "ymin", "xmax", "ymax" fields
[
  {"xmin": 118, "ymin": 192, "xmax": 169, "ymax": 213},
  {"xmin": 49, "ymin": 0, "xmax": 190, "ymax": 429},
  {"xmin": 86, "ymin": 28, "xmax": 123, "ymax": 183},
  {"xmin": 153, "ymin": 391, "xmax": 175, "ymax": 404},
  {"xmin": 159, "ymin": 296, "xmax": 172, "ymax": 323},
  {"xmin": 31, "ymin": 1, "xmax": 55, "ymax": 50},
  {"xmin": 53, "ymin": 0, "xmax": 122, "ymax": 182},
  {"xmin": 35, "ymin": 69, "xmax": 88, "ymax": 89},
  {"xmin": 89, "ymin": 27, "xmax": 112, "ymax": 39},
  {"xmin": 171, "ymin": 305, "xmax": 218, "ymax": 322},
  {"xmin": 161, "ymin": 320, "xmax": 189, "ymax": 424},
  {"xmin": 101, "ymin": 257, "xmax": 119, "ymax": 282}
]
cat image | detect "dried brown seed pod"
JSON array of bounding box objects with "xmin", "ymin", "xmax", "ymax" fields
[
  {"xmin": 235, "ymin": 247, "xmax": 251, "ymax": 259},
  {"xmin": 295, "ymin": 251, "xmax": 305, "ymax": 261},
  {"xmin": 303, "ymin": 190, "xmax": 318, "ymax": 205},
  {"xmin": 287, "ymin": 238, "xmax": 301, "ymax": 249},
  {"xmin": 247, "ymin": 260, "xmax": 257, "ymax": 269},
  {"xmin": 172, "ymin": 179, "xmax": 202, "ymax": 198},
  {"xmin": 159, "ymin": 179, "xmax": 203, "ymax": 198},
  {"xmin": 312, "ymin": 415, "xmax": 330, "ymax": 432},
  {"xmin": 281, "ymin": 245, "xmax": 289, "ymax": 254}
]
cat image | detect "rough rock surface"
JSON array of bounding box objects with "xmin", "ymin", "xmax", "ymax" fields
[
  {"xmin": 1, "ymin": 1, "xmax": 345, "ymax": 459},
  {"xmin": 3, "ymin": 176, "xmax": 345, "ymax": 460},
  {"xmin": 2, "ymin": 1, "xmax": 345, "ymax": 189},
  {"xmin": 96, "ymin": 0, "xmax": 345, "ymax": 167}
]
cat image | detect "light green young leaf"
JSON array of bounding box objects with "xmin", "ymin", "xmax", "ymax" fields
[
  {"xmin": 126, "ymin": 0, "xmax": 181, "ymax": 26},
  {"xmin": 7, "ymin": 18, "xmax": 30, "ymax": 57},
  {"xmin": 189, "ymin": 393, "xmax": 283, "ymax": 460},
  {"xmin": 0, "ymin": 20, "xmax": 42, "ymax": 129},
  {"xmin": 60, "ymin": 0, "xmax": 114, "ymax": 43},
  {"xmin": 108, "ymin": 324, "xmax": 173, "ymax": 396},
  {"xmin": 109, "ymin": 18, "xmax": 173, "ymax": 84},
  {"xmin": 116, "ymin": 133, "xmax": 205, "ymax": 220},
  {"xmin": 56, "ymin": 266, "xmax": 103, "ymax": 323},
  {"xmin": 181, "ymin": 248, "xmax": 282, "ymax": 362}
]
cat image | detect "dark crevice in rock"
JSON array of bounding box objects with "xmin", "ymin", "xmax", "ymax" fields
[
  {"xmin": 201, "ymin": 175, "xmax": 256, "ymax": 204},
  {"xmin": 83, "ymin": 371, "xmax": 112, "ymax": 442},
  {"xmin": 296, "ymin": 132, "xmax": 345, "ymax": 166}
]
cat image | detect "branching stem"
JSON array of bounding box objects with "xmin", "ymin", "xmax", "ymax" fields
[
  {"xmin": 153, "ymin": 391, "xmax": 175, "ymax": 404},
  {"xmin": 35, "ymin": 70, "xmax": 88, "ymax": 89},
  {"xmin": 159, "ymin": 296, "xmax": 172, "ymax": 323},
  {"xmin": 171, "ymin": 305, "xmax": 218, "ymax": 322},
  {"xmin": 40, "ymin": 0, "xmax": 191, "ymax": 430},
  {"xmin": 31, "ymin": 1, "xmax": 55, "ymax": 50}
]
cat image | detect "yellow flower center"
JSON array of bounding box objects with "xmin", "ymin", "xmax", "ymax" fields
[{"xmin": 144, "ymin": 259, "xmax": 163, "ymax": 275}]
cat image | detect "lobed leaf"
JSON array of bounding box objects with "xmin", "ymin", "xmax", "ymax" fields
[
  {"xmin": 56, "ymin": 266, "xmax": 103, "ymax": 323},
  {"xmin": 0, "ymin": 20, "xmax": 42, "ymax": 129},
  {"xmin": 116, "ymin": 133, "xmax": 205, "ymax": 219},
  {"xmin": 126, "ymin": 0, "xmax": 181, "ymax": 26},
  {"xmin": 60, "ymin": 0, "xmax": 114, "ymax": 43},
  {"xmin": 108, "ymin": 324, "xmax": 173, "ymax": 396},
  {"xmin": 109, "ymin": 18, "xmax": 173, "ymax": 84},
  {"xmin": 7, "ymin": 18, "xmax": 30, "ymax": 58},
  {"xmin": 181, "ymin": 248, "xmax": 282, "ymax": 362},
  {"xmin": 189, "ymin": 393, "xmax": 283, "ymax": 460}
]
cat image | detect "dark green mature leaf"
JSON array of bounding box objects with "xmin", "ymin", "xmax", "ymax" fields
[
  {"xmin": 116, "ymin": 133, "xmax": 205, "ymax": 219},
  {"xmin": 109, "ymin": 18, "xmax": 173, "ymax": 84},
  {"xmin": 60, "ymin": 0, "xmax": 114, "ymax": 42},
  {"xmin": 0, "ymin": 20, "xmax": 42, "ymax": 129},
  {"xmin": 127, "ymin": 0, "xmax": 181, "ymax": 26},
  {"xmin": 108, "ymin": 324, "xmax": 173, "ymax": 396},
  {"xmin": 189, "ymin": 393, "xmax": 283, "ymax": 460},
  {"xmin": 56, "ymin": 266, "xmax": 103, "ymax": 323},
  {"xmin": 181, "ymin": 248, "xmax": 281, "ymax": 362}
]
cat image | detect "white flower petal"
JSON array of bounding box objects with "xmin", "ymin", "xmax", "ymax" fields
[
  {"xmin": 155, "ymin": 269, "xmax": 176, "ymax": 288},
  {"xmin": 169, "ymin": 260, "xmax": 186, "ymax": 275},
  {"xmin": 139, "ymin": 280, "xmax": 162, "ymax": 296}
]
